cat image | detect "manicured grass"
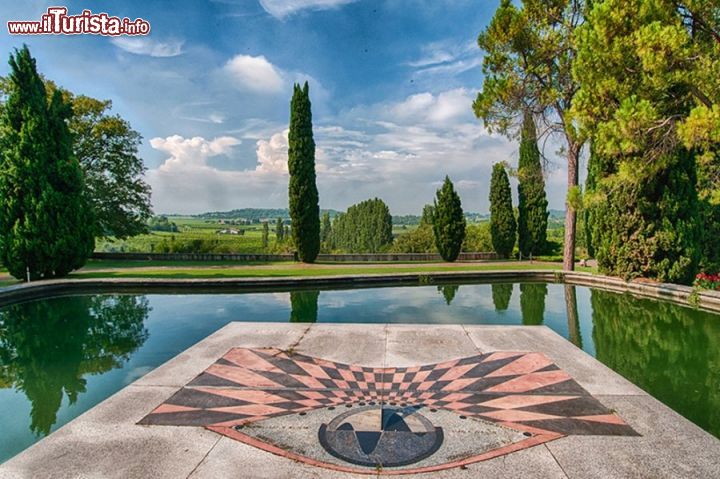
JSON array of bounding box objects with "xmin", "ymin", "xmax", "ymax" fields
[
  {"xmin": 68, "ymin": 262, "xmax": 594, "ymax": 280},
  {"xmin": 82, "ymin": 259, "xmax": 292, "ymax": 269}
]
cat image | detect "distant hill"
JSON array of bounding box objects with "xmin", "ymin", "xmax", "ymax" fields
[
  {"xmin": 170, "ymin": 208, "xmax": 491, "ymax": 225},
  {"xmin": 174, "ymin": 208, "xmax": 341, "ymax": 223}
]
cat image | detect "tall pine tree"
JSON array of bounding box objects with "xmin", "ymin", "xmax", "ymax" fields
[
  {"xmin": 0, "ymin": 46, "xmax": 94, "ymax": 280},
  {"xmin": 433, "ymin": 176, "xmax": 466, "ymax": 262},
  {"xmin": 288, "ymin": 82, "xmax": 320, "ymax": 263},
  {"xmin": 517, "ymin": 111, "xmax": 548, "ymax": 257},
  {"xmin": 489, "ymin": 163, "xmax": 516, "ymax": 259}
]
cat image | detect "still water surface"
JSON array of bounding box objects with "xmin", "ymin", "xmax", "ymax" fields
[{"xmin": 1, "ymin": 283, "xmax": 719, "ymax": 462}]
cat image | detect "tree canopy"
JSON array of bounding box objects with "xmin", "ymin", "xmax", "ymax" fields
[
  {"xmin": 0, "ymin": 46, "xmax": 94, "ymax": 280},
  {"xmin": 330, "ymin": 198, "xmax": 393, "ymax": 253},
  {"xmin": 572, "ymin": 0, "xmax": 717, "ymax": 282},
  {"xmin": 0, "ymin": 79, "xmax": 153, "ymax": 240},
  {"xmin": 475, "ymin": 0, "xmax": 584, "ymax": 270}
]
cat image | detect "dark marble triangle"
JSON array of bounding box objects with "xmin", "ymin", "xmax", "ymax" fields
[
  {"xmin": 254, "ymin": 369, "xmax": 311, "ymax": 389},
  {"xmin": 527, "ymin": 379, "xmax": 590, "ymax": 395},
  {"xmin": 188, "ymin": 372, "xmax": 245, "ymax": 388},
  {"xmin": 272, "ymin": 389, "xmax": 322, "ymax": 401},
  {"xmin": 321, "ymin": 366, "xmax": 344, "ymax": 380},
  {"xmin": 456, "ymin": 404, "xmax": 499, "ymax": 415},
  {"xmin": 520, "ymin": 396, "xmax": 612, "ymax": 417},
  {"xmin": 166, "ymin": 387, "xmax": 251, "ymax": 409},
  {"xmin": 463, "ymin": 355, "xmax": 526, "ymax": 378},
  {"xmin": 455, "ymin": 354, "xmax": 489, "ymax": 366},
  {"xmin": 262, "ymin": 356, "xmax": 312, "ymax": 376},
  {"xmin": 138, "ymin": 410, "xmax": 248, "ymax": 427},
  {"xmin": 425, "ymin": 368, "xmax": 451, "ymax": 382},
  {"xmin": 462, "ymin": 375, "xmax": 523, "ymax": 392},
  {"xmin": 517, "ymin": 418, "xmax": 640, "ymax": 436}
]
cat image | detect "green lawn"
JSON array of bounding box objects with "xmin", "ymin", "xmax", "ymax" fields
[
  {"xmin": 81, "ymin": 259, "xmax": 292, "ymax": 269},
  {"xmin": 0, "ymin": 260, "xmax": 595, "ymax": 285},
  {"xmin": 68, "ymin": 262, "xmax": 593, "ymax": 280}
]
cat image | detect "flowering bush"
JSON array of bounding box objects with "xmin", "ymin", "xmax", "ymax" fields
[{"xmin": 694, "ymin": 272, "xmax": 720, "ymax": 291}]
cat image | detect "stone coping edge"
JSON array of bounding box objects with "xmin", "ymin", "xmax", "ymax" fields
[{"xmin": 0, "ymin": 270, "xmax": 718, "ymax": 313}]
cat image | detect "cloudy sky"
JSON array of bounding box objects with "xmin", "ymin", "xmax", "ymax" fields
[{"xmin": 0, "ymin": 0, "xmax": 578, "ymax": 215}]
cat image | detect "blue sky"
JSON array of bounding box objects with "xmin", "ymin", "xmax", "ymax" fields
[{"xmin": 0, "ymin": 0, "xmax": 572, "ymax": 214}]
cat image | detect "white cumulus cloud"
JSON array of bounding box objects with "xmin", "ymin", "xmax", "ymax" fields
[
  {"xmin": 256, "ymin": 130, "xmax": 290, "ymax": 174},
  {"xmin": 223, "ymin": 54, "xmax": 285, "ymax": 93},
  {"xmin": 146, "ymin": 134, "xmax": 290, "ymax": 214},
  {"xmin": 149, "ymin": 135, "xmax": 241, "ymax": 170}
]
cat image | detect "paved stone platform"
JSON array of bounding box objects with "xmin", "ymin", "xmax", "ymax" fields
[{"xmin": 1, "ymin": 323, "xmax": 719, "ymax": 478}]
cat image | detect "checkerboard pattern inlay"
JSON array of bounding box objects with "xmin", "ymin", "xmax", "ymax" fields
[{"xmin": 139, "ymin": 348, "xmax": 638, "ymax": 473}]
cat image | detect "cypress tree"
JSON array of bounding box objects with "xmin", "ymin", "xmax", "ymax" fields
[
  {"xmin": 517, "ymin": 111, "xmax": 548, "ymax": 257},
  {"xmin": 433, "ymin": 176, "xmax": 466, "ymax": 262},
  {"xmin": 489, "ymin": 163, "xmax": 516, "ymax": 258},
  {"xmin": 275, "ymin": 217, "xmax": 284, "ymax": 242},
  {"xmin": 0, "ymin": 46, "xmax": 94, "ymax": 280},
  {"xmin": 288, "ymin": 82, "xmax": 320, "ymax": 263},
  {"xmin": 261, "ymin": 222, "xmax": 269, "ymax": 249}
]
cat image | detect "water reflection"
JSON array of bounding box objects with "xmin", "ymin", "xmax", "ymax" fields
[
  {"xmin": 520, "ymin": 283, "xmax": 547, "ymax": 325},
  {"xmin": 491, "ymin": 283, "xmax": 513, "ymax": 311},
  {"xmin": 289, "ymin": 291, "xmax": 319, "ymax": 323},
  {"xmin": 437, "ymin": 285, "xmax": 460, "ymax": 305},
  {"xmin": 1, "ymin": 283, "xmax": 720, "ymax": 462},
  {"xmin": 0, "ymin": 296, "xmax": 150, "ymax": 435},
  {"xmin": 564, "ymin": 285, "xmax": 583, "ymax": 348},
  {"xmin": 591, "ymin": 289, "xmax": 720, "ymax": 438}
]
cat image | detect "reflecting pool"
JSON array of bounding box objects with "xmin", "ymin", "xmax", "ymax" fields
[{"xmin": 1, "ymin": 282, "xmax": 719, "ymax": 462}]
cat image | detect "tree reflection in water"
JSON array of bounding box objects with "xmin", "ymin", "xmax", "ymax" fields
[
  {"xmin": 564, "ymin": 285, "xmax": 583, "ymax": 348},
  {"xmin": 437, "ymin": 284, "xmax": 460, "ymax": 305},
  {"xmin": 0, "ymin": 296, "xmax": 150, "ymax": 435},
  {"xmin": 491, "ymin": 283, "xmax": 513, "ymax": 311},
  {"xmin": 520, "ymin": 283, "xmax": 547, "ymax": 325},
  {"xmin": 289, "ymin": 291, "xmax": 320, "ymax": 323},
  {"xmin": 591, "ymin": 289, "xmax": 720, "ymax": 437}
]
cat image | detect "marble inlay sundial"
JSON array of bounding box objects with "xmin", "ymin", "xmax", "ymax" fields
[{"xmin": 139, "ymin": 347, "xmax": 638, "ymax": 474}]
